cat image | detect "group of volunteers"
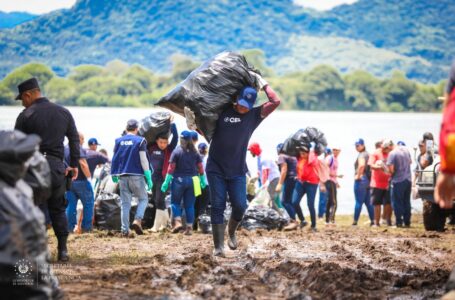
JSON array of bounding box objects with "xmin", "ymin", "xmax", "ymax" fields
[{"xmin": 10, "ymin": 57, "xmax": 455, "ymax": 261}]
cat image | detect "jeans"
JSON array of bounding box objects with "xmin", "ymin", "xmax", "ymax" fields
[
  {"xmin": 208, "ymin": 173, "xmax": 247, "ymax": 225},
  {"xmin": 318, "ymin": 187, "xmax": 327, "ymax": 218},
  {"xmin": 171, "ymin": 176, "xmax": 196, "ymax": 224},
  {"xmin": 119, "ymin": 175, "xmax": 148, "ymax": 233},
  {"xmin": 353, "ymin": 177, "xmax": 374, "ymax": 222},
  {"xmin": 391, "ymin": 179, "xmax": 412, "ymax": 226},
  {"xmin": 66, "ymin": 180, "xmax": 95, "ymax": 231},
  {"xmin": 325, "ymin": 180, "xmax": 337, "ymax": 223},
  {"xmin": 282, "ymin": 177, "xmax": 299, "ymax": 218},
  {"xmin": 291, "ymin": 181, "xmax": 318, "ymax": 228}
]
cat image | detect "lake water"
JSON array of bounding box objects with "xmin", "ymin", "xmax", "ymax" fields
[{"xmin": 0, "ymin": 106, "xmax": 442, "ymax": 216}]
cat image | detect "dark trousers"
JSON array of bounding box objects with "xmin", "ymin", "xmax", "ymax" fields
[
  {"xmin": 194, "ymin": 185, "xmax": 211, "ymax": 229},
  {"xmin": 325, "ymin": 180, "xmax": 337, "ymax": 223},
  {"xmin": 282, "ymin": 177, "xmax": 302, "ymax": 219},
  {"xmin": 44, "ymin": 158, "xmax": 69, "ymax": 237},
  {"xmin": 152, "ymin": 177, "xmax": 166, "ymax": 210},
  {"xmin": 208, "ymin": 173, "xmax": 247, "ymax": 224},
  {"xmin": 391, "ymin": 179, "xmax": 412, "ymax": 226}
]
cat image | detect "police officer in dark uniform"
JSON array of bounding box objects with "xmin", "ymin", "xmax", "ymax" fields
[{"xmin": 14, "ymin": 77, "xmax": 80, "ymax": 262}]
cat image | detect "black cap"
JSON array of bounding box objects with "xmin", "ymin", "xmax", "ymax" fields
[
  {"xmin": 16, "ymin": 77, "xmax": 40, "ymax": 100},
  {"xmin": 126, "ymin": 119, "xmax": 139, "ymax": 131}
]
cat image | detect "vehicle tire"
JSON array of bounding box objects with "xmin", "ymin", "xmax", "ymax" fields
[{"xmin": 423, "ymin": 200, "xmax": 446, "ymax": 231}]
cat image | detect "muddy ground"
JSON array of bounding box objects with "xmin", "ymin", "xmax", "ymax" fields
[{"xmin": 48, "ymin": 216, "xmax": 455, "ymax": 299}]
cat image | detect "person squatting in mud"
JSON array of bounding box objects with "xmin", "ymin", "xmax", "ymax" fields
[
  {"xmin": 147, "ymin": 118, "xmax": 178, "ymax": 232},
  {"xmin": 205, "ymin": 73, "xmax": 280, "ymax": 257},
  {"xmin": 161, "ymin": 130, "xmax": 207, "ymax": 236},
  {"xmin": 248, "ymin": 142, "xmax": 281, "ymax": 210}
]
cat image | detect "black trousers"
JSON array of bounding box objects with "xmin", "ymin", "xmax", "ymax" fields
[
  {"xmin": 43, "ymin": 158, "xmax": 69, "ymax": 237},
  {"xmin": 151, "ymin": 177, "xmax": 166, "ymax": 210},
  {"xmin": 325, "ymin": 180, "xmax": 337, "ymax": 223},
  {"xmin": 193, "ymin": 186, "xmax": 211, "ymax": 229}
]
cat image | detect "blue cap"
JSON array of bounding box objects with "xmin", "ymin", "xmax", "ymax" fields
[
  {"xmin": 397, "ymin": 141, "xmax": 406, "ymax": 146},
  {"xmin": 237, "ymin": 86, "xmax": 257, "ymax": 110},
  {"xmin": 355, "ymin": 138, "xmax": 365, "ymax": 146},
  {"xmin": 191, "ymin": 131, "xmax": 199, "ymax": 141},
  {"xmin": 198, "ymin": 142, "xmax": 208, "ymax": 150},
  {"xmin": 276, "ymin": 143, "xmax": 284, "ymax": 151},
  {"xmin": 180, "ymin": 130, "xmax": 192, "ymax": 140},
  {"xmin": 88, "ymin": 138, "xmax": 100, "ymax": 146},
  {"xmin": 325, "ymin": 148, "xmax": 332, "ymax": 155},
  {"xmin": 126, "ymin": 119, "xmax": 139, "ymax": 131}
]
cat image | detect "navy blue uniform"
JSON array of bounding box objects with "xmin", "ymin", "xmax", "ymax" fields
[{"xmin": 15, "ymin": 97, "xmax": 80, "ymax": 237}]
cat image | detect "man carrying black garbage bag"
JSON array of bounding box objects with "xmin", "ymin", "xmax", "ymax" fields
[
  {"xmin": 147, "ymin": 118, "xmax": 177, "ymax": 232},
  {"xmin": 14, "ymin": 77, "xmax": 80, "ymax": 262},
  {"xmin": 207, "ymin": 74, "xmax": 281, "ymax": 257}
]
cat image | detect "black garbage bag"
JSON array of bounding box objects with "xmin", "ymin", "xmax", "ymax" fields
[
  {"xmin": 240, "ymin": 206, "xmax": 288, "ymax": 231},
  {"xmin": 94, "ymin": 192, "xmax": 121, "ymax": 231},
  {"xmin": 0, "ymin": 130, "xmax": 62, "ymax": 299},
  {"xmin": 198, "ymin": 214, "xmax": 212, "ymax": 234},
  {"xmin": 281, "ymin": 127, "xmax": 327, "ymax": 157},
  {"xmin": 0, "ymin": 130, "xmax": 41, "ymax": 186},
  {"xmin": 23, "ymin": 151, "xmax": 52, "ymax": 206},
  {"xmin": 130, "ymin": 201, "xmax": 154, "ymax": 229},
  {"xmin": 138, "ymin": 111, "xmax": 172, "ymax": 144},
  {"xmin": 156, "ymin": 51, "xmax": 260, "ymax": 142}
]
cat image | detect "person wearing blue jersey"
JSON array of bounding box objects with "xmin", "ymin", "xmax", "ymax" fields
[
  {"xmin": 206, "ymin": 74, "xmax": 281, "ymax": 257},
  {"xmin": 111, "ymin": 119, "xmax": 153, "ymax": 236},
  {"xmin": 161, "ymin": 130, "xmax": 207, "ymax": 235}
]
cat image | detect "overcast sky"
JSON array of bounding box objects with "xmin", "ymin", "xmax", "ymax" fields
[{"xmin": 0, "ymin": 0, "xmax": 358, "ymax": 14}]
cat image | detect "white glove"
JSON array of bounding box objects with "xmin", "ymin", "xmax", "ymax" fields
[
  {"xmin": 250, "ymin": 71, "xmax": 268, "ymax": 89},
  {"xmin": 184, "ymin": 106, "xmax": 197, "ymax": 130}
]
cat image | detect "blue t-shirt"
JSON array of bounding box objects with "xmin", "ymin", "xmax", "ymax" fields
[
  {"xmin": 386, "ymin": 146, "xmax": 412, "ymax": 183},
  {"xmin": 277, "ymin": 154, "xmax": 297, "ymax": 178},
  {"xmin": 111, "ymin": 134, "xmax": 147, "ymax": 176},
  {"xmin": 86, "ymin": 149, "xmax": 109, "ymax": 176},
  {"xmin": 64, "ymin": 145, "xmax": 88, "ymax": 181},
  {"xmin": 206, "ymin": 106, "xmax": 263, "ymax": 177},
  {"xmin": 170, "ymin": 146, "xmax": 202, "ymax": 177}
]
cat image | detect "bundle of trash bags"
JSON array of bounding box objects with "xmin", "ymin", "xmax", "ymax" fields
[
  {"xmin": 281, "ymin": 127, "xmax": 328, "ymax": 156},
  {"xmin": 0, "ymin": 130, "xmax": 62, "ymax": 299},
  {"xmin": 138, "ymin": 111, "xmax": 172, "ymax": 144},
  {"xmin": 241, "ymin": 206, "xmax": 289, "ymax": 231},
  {"xmin": 156, "ymin": 51, "xmax": 260, "ymax": 142}
]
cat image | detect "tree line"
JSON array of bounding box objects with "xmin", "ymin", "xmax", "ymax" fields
[{"xmin": 0, "ymin": 50, "xmax": 446, "ymax": 112}]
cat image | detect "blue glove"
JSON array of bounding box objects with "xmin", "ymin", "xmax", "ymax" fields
[
  {"xmin": 112, "ymin": 175, "xmax": 119, "ymax": 183},
  {"xmin": 144, "ymin": 170, "xmax": 153, "ymax": 192},
  {"xmin": 161, "ymin": 174, "xmax": 173, "ymax": 193},
  {"xmin": 199, "ymin": 174, "xmax": 208, "ymax": 189}
]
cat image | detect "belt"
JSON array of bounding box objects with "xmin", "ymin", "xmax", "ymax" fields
[{"xmin": 42, "ymin": 152, "xmax": 62, "ymax": 161}]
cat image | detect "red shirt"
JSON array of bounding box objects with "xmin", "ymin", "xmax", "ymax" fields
[
  {"xmin": 440, "ymin": 90, "xmax": 455, "ymax": 174},
  {"xmin": 368, "ymin": 149, "xmax": 391, "ymax": 189},
  {"xmin": 296, "ymin": 151, "xmax": 319, "ymax": 184}
]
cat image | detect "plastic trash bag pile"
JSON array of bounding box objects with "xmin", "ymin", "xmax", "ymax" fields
[{"xmin": 156, "ymin": 51, "xmax": 260, "ymax": 142}]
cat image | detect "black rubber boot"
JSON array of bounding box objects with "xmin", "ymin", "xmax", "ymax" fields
[
  {"xmin": 212, "ymin": 224, "xmax": 225, "ymax": 257},
  {"xmin": 227, "ymin": 218, "xmax": 241, "ymax": 250},
  {"xmin": 57, "ymin": 235, "xmax": 69, "ymax": 262}
]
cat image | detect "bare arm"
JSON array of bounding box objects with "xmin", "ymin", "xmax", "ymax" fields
[
  {"xmin": 79, "ymin": 158, "xmax": 91, "ymax": 179},
  {"xmin": 260, "ymin": 85, "xmax": 281, "ymax": 118}
]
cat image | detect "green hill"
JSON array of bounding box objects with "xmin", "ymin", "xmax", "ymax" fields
[{"xmin": 0, "ymin": 0, "xmax": 453, "ymax": 82}]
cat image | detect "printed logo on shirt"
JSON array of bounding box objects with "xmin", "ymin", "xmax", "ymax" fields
[
  {"xmin": 153, "ymin": 151, "xmax": 162, "ymax": 156},
  {"xmin": 120, "ymin": 140, "xmax": 134, "ymax": 146},
  {"xmin": 224, "ymin": 117, "xmax": 241, "ymax": 123}
]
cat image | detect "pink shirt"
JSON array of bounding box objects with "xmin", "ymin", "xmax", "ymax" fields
[{"xmin": 326, "ymin": 155, "xmax": 339, "ymax": 183}]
